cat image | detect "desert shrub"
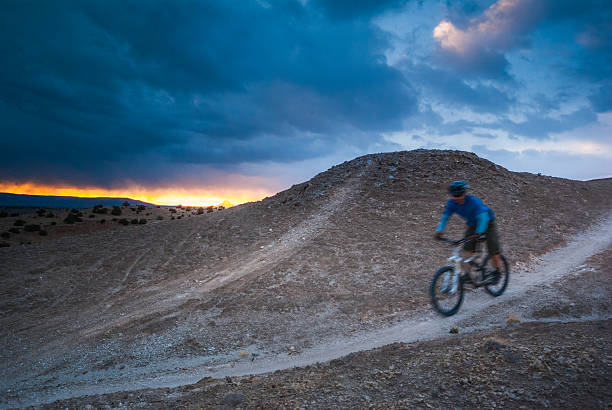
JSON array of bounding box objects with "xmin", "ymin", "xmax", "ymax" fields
[
  {"xmin": 100, "ymin": 219, "xmax": 106, "ymax": 224},
  {"xmin": 111, "ymin": 206, "xmax": 122, "ymax": 216},
  {"xmin": 1, "ymin": 232, "xmax": 9, "ymax": 239},
  {"xmin": 138, "ymin": 218, "xmax": 147, "ymax": 224},
  {"xmin": 112, "ymin": 218, "xmax": 117, "ymax": 221},
  {"xmin": 50, "ymin": 221, "xmax": 56, "ymax": 226},
  {"xmin": 118, "ymin": 218, "xmax": 129, "ymax": 225},
  {"xmin": 130, "ymin": 207, "xmax": 136, "ymax": 212},
  {"xmin": 89, "ymin": 214, "xmax": 96, "ymax": 218},
  {"xmin": 156, "ymin": 215, "xmax": 164, "ymax": 220},
  {"xmin": 0, "ymin": 242, "xmax": 9, "ymax": 248},
  {"xmin": 171, "ymin": 216, "xmax": 175, "ymax": 220},
  {"xmin": 131, "ymin": 218, "xmax": 138, "ymax": 224},
  {"xmin": 196, "ymin": 207, "xmax": 204, "ymax": 215},
  {"xmin": 169, "ymin": 209, "xmax": 177, "ymax": 213},
  {"xmin": 45, "ymin": 212, "xmax": 55, "ymax": 218},
  {"xmin": 64, "ymin": 213, "xmax": 83, "ymax": 224},
  {"xmin": 137, "ymin": 205, "xmax": 146, "ymax": 211},
  {"xmin": 0, "ymin": 212, "xmax": 8, "ymax": 218},
  {"xmin": 70, "ymin": 208, "xmax": 81, "ymax": 214},
  {"xmin": 24, "ymin": 224, "xmax": 41, "ymax": 232},
  {"xmin": 36, "ymin": 209, "xmax": 46, "ymax": 216},
  {"xmin": 8, "ymin": 227, "xmax": 20, "ymax": 234},
  {"xmin": 92, "ymin": 205, "xmax": 108, "ymax": 214},
  {"xmin": 218, "ymin": 206, "xmax": 225, "ymax": 210},
  {"xmin": 14, "ymin": 220, "xmax": 26, "ymax": 226},
  {"xmin": 122, "ymin": 201, "xmax": 130, "ymax": 207},
  {"xmin": 39, "ymin": 230, "xmax": 47, "ymax": 236},
  {"xmin": 10, "ymin": 213, "xmax": 19, "ymax": 217}
]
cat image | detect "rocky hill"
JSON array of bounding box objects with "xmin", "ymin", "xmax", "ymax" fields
[{"xmin": 1, "ymin": 149, "xmax": 611, "ymax": 407}]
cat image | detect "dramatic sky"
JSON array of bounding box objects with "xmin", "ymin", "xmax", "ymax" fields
[{"xmin": 1, "ymin": 0, "xmax": 610, "ymax": 205}]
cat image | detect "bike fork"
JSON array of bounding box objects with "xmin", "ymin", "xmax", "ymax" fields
[{"xmin": 442, "ymin": 266, "xmax": 461, "ymax": 294}]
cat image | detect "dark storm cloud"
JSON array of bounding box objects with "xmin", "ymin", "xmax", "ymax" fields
[
  {"xmin": 311, "ymin": 0, "xmax": 409, "ymax": 20},
  {"xmin": 0, "ymin": 0, "xmax": 416, "ymax": 186},
  {"xmin": 401, "ymin": 62, "xmax": 515, "ymax": 113},
  {"xmin": 589, "ymin": 85, "xmax": 612, "ymax": 113}
]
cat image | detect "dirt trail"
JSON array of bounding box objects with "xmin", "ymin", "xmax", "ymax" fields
[
  {"xmin": 77, "ymin": 176, "xmax": 364, "ymax": 340},
  {"xmin": 7, "ymin": 212, "xmax": 611, "ymax": 408}
]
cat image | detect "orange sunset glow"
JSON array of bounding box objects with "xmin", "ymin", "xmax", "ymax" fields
[{"xmin": 0, "ymin": 182, "xmax": 275, "ymax": 207}]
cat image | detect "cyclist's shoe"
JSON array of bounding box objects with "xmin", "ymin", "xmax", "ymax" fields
[{"xmin": 490, "ymin": 269, "xmax": 501, "ymax": 284}]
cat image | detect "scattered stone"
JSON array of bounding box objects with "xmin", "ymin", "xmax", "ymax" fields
[
  {"xmin": 223, "ymin": 393, "xmax": 244, "ymax": 407},
  {"xmin": 484, "ymin": 337, "xmax": 508, "ymax": 352},
  {"xmin": 507, "ymin": 315, "xmax": 521, "ymax": 325}
]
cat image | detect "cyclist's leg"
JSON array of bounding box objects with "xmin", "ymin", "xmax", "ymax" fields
[
  {"xmin": 463, "ymin": 225, "xmax": 479, "ymax": 281},
  {"xmin": 486, "ymin": 220, "xmax": 502, "ymax": 271},
  {"xmin": 463, "ymin": 225, "xmax": 476, "ymax": 254}
]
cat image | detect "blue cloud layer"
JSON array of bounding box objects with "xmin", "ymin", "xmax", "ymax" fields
[
  {"xmin": 0, "ymin": 0, "xmax": 414, "ymax": 185},
  {"xmin": 0, "ymin": 0, "xmax": 610, "ymax": 186}
]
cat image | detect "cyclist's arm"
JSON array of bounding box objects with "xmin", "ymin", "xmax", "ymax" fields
[
  {"xmin": 436, "ymin": 212, "xmax": 450, "ymax": 232},
  {"xmin": 437, "ymin": 201, "xmax": 454, "ymax": 232},
  {"xmin": 475, "ymin": 211, "xmax": 489, "ymax": 234}
]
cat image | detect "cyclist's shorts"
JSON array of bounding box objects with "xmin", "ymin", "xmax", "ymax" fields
[{"xmin": 464, "ymin": 219, "xmax": 501, "ymax": 255}]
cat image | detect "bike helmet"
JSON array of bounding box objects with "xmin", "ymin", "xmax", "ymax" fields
[{"xmin": 448, "ymin": 180, "xmax": 469, "ymax": 196}]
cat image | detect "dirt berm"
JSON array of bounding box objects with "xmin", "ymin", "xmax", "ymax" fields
[{"xmin": 1, "ymin": 149, "xmax": 611, "ymax": 407}]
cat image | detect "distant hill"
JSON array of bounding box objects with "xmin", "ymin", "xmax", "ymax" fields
[{"xmin": 0, "ymin": 192, "xmax": 156, "ymax": 209}]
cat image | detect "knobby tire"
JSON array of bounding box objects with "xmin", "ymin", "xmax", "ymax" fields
[
  {"xmin": 483, "ymin": 254, "xmax": 509, "ymax": 296},
  {"xmin": 430, "ymin": 266, "xmax": 464, "ymax": 316}
]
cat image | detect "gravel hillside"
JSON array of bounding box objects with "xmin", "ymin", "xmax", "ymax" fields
[{"xmin": 1, "ymin": 149, "xmax": 611, "ymax": 407}]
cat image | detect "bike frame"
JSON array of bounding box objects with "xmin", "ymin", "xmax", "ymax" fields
[{"xmin": 439, "ymin": 237, "xmax": 485, "ymax": 292}]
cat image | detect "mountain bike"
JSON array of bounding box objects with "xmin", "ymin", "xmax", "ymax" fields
[{"xmin": 430, "ymin": 236, "xmax": 509, "ymax": 316}]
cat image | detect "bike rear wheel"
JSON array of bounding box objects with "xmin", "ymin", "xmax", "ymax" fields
[
  {"xmin": 430, "ymin": 266, "xmax": 464, "ymax": 316},
  {"xmin": 483, "ymin": 254, "xmax": 509, "ymax": 296}
]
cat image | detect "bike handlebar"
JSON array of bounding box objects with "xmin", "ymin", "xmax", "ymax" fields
[{"xmin": 436, "ymin": 235, "xmax": 486, "ymax": 245}]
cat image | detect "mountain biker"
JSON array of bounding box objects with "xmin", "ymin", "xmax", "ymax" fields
[{"xmin": 434, "ymin": 180, "xmax": 502, "ymax": 282}]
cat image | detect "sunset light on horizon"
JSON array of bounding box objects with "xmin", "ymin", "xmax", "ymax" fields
[{"xmin": 0, "ymin": 182, "xmax": 274, "ymax": 207}]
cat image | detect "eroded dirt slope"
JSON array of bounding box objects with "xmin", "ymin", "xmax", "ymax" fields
[{"xmin": 1, "ymin": 150, "xmax": 611, "ymax": 406}]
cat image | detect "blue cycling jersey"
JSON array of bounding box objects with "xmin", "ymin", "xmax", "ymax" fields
[{"xmin": 436, "ymin": 195, "xmax": 495, "ymax": 234}]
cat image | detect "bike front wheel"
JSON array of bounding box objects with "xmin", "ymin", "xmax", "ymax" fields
[
  {"xmin": 430, "ymin": 266, "xmax": 464, "ymax": 316},
  {"xmin": 483, "ymin": 254, "xmax": 509, "ymax": 297}
]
